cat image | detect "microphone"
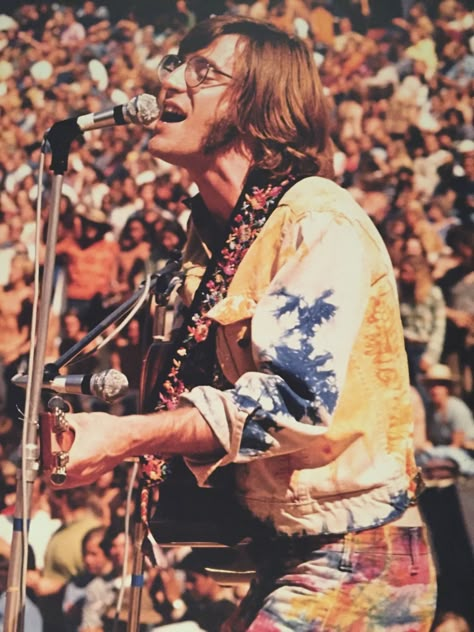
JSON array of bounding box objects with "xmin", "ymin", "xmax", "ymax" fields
[
  {"xmin": 12, "ymin": 369, "xmax": 129, "ymax": 403},
  {"xmin": 75, "ymin": 93, "xmax": 160, "ymax": 132},
  {"xmin": 47, "ymin": 93, "xmax": 160, "ymax": 136}
]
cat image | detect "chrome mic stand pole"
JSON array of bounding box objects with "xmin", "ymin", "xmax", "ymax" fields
[
  {"xmin": 3, "ymin": 123, "xmax": 79, "ymax": 632},
  {"xmin": 127, "ymin": 260, "xmax": 182, "ymax": 632}
]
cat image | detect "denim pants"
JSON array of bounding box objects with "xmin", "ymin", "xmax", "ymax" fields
[{"xmin": 223, "ymin": 523, "xmax": 437, "ymax": 631}]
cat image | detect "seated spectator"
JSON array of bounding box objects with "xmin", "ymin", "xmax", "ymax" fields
[
  {"xmin": 79, "ymin": 519, "xmax": 163, "ymax": 631},
  {"xmin": 403, "ymin": 24, "xmax": 438, "ymax": 80},
  {"xmin": 425, "ymin": 197, "xmax": 461, "ymax": 245},
  {"xmin": 451, "ymin": 139, "xmax": 474, "ymax": 226},
  {"xmin": 27, "ymin": 488, "xmax": 103, "ymax": 632},
  {"xmin": 0, "ymin": 550, "xmax": 43, "ymax": 631},
  {"xmin": 62, "ymin": 526, "xmax": 112, "ymax": 632},
  {"xmin": 424, "ymin": 364, "xmax": 474, "ymax": 450},
  {"xmin": 174, "ymin": 550, "xmax": 237, "ymax": 632},
  {"xmin": 437, "ymin": 225, "xmax": 474, "ymax": 403},
  {"xmin": 402, "ymin": 199, "xmax": 445, "ymax": 265},
  {"xmin": 116, "ymin": 216, "xmax": 151, "ymax": 301},
  {"xmin": 398, "ymin": 254, "xmax": 446, "ymax": 395},
  {"xmin": 416, "ymin": 364, "xmax": 474, "ymax": 477},
  {"xmin": 150, "ymin": 218, "xmax": 187, "ymax": 269},
  {"xmin": 0, "ymin": 476, "xmax": 61, "ymax": 573},
  {"xmin": 416, "ymin": 365, "xmax": 474, "ymax": 628},
  {"xmin": 0, "ymin": 252, "xmax": 34, "ymax": 427}
]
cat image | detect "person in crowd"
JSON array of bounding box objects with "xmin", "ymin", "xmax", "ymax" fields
[
  {"xmin": 79, "ymin": 519, "xmax": 163, "ymax": 632},
  {"xmin": 109, "ymin": 318, "xmax": 143, "ymax": 415},
  {"xmin": 437, "ymin": 225, "xmax": 474, "ymax": 404},
  {"xmin": 116, "ymin": 216, "xmax": 151, "ymax": 301},
  {"xmin": 27, "ymin": 488, "xmax": 104, "ymax": 632},
  {"xmin": 174, "ymin": 550, "xmax": 237, "ymax": 632},
  {"xmin": 90, "ymin": 465, "xmax": 130, "ymax": 527},
  {"xmin": 450, "ymin": 140, "xmax": 474, "ymax": 227},
  {"xmin": 0, "ymin": 550, "xmax": 43, "ymax": 631},
  {"xmin": 418, "ymin": 364, "xmax": 474, "ymax": 467},
  {"xmin": 0, "ymin": 252, "xmax": 34, "ymax": 429},
  {"xmin": 55, "ymin": 205, "xmax": 120, "ymax": 330},
  {"xmin": 402, "ymin": 199, "xmax": 445, "ymax": 265},
  {"xmin": 57, "ymin": 309, "xmax": 101, "ymax": 413},
  {"xmin": 425, "ymin": 196, "xmax": 460, "ymax": 246},
  {"xmin": 108, "ymin": 175, "xmax": 142, "ymax": 239},
  {"xmin": 58, "ymin": 15, "xmax": 437, "ymax": 630},
  {"xmin": 0, "ymin": 476, "xmax": 61, "ymax": 573},
  {"xmin": 415, "ymin": 363, "xmax": 474, "ymax": 629},
  {"xmin": 62, "ymin": 526, "xmax": 112, "ymax": 632},
  {"xmin": 398, "ymin": 253, "xmax": 446, "ymax": 395},
  {"xmin": 150, "ymin": 218, "xmax": 187, "ymax": 269}
]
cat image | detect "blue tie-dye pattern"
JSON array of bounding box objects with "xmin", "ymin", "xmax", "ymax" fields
[
  {"xmin": 269, "ymin": 288, "xmax": 339, "ymax": 412},
  {"xmin": 235, "ymin": 288, "xmax": 340, "ymax": 456}
]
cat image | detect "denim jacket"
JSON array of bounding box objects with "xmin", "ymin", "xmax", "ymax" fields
[{"xmin": 179, "ymin": 176, "xmax": 418, "ymax": 537}]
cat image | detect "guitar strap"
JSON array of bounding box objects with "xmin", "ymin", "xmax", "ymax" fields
[{"xmin": 139, "ymin": 170, "xmax": 299, "ymax": 529}]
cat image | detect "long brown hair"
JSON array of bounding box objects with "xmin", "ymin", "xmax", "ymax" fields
[
  {"xmin": 398, "ymin": 254, "xmax": 434, "ymax": 304},
  {"xmin": 179, "ymin": 15, "xmax": 334, "ymax": 179}
]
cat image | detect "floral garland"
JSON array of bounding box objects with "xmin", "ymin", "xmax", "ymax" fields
[{"xmin": 139, "ymin": 173, "xmax": 295, "ymax": 509}]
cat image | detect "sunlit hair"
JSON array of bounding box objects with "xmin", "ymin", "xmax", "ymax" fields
[
  {"xmin": 404, "ymin": 200, "xmax": 426, "ymax": 223},
  {"xmin": 178, "ymin": 15, "xmax": 334, "ymax": 179},
  {"xmin": 10, "ymin": 253, "xmax": 34, "ymax": 284},
  {"xmin": 398, "ymin": 254, "xmax": 433, "ymax": 303}
]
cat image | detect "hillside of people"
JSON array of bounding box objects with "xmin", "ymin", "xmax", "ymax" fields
[{"xmin": 0, "ymin": 1, "xmax": 473, "ymax": 630}]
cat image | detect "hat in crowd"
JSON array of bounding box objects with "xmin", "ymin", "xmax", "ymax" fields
[
  {"xmin": 423, "ymin": 364, "xmax": 456, "ymax": 385},
  {"xmin": 88, "ymin": 59, "xmax": 108, "ymax": 91},
  {"xmin": 77, "ymin": 205, "xmax": 111, "ymax": 228},
  {"xmin": 457, "ymin": 139, "xmax": 474, "ymax": 154},
  {"xmin": 0, "ymin": 14, "xmax": 18, "ymax": 31},
  {"xmin": 175, "ymin": 550, "xmax": 210, "ymax": 576},
  {"xmin": 30, "ymin": 60, "xmax": 53, "ymax": 82}
]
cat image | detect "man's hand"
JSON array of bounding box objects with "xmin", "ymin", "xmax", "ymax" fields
[
  {"xmin": 54, "ymin": 411, "xmax": 129, "ymax": 488},
  {"xmin": 51, "ymin": 405, "xmax": 222, "ymax": 489}
]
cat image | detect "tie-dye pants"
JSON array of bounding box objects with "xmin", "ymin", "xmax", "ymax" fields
[{"xmin": 222, "ymin": 524, "xmax": 437, "ymax": 631}]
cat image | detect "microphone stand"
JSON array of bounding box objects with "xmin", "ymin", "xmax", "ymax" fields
[
  {"xmin": 4, "ymin": 108, "xmax": 182, "ymax": 631},
  {"xmin": 3, "ymin": 121, "xmax": 79, "ymax": 632},
  {"xmin": 44, "ymin": 255, "xmax": 182, "ymax": 377},
  {"xmin": 127, "ymin": 260, "xmax": 182, "ymax": 632}
]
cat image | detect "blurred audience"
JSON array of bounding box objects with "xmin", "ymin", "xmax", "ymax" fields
[{"xmin": 1, "ymin": 0, "xmax": 473, "ymax": 630}]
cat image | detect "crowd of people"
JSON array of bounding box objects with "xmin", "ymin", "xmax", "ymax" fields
[{"xmin": 0, "ymin": 0, "xmax": 473, "ymax": 630}]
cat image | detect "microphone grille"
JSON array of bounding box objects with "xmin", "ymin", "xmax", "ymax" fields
[
  {"xmin": 91, "ymin": 369, "xmax": 129, "ymax": 403},
  {"xmin": 126, "ymin": 93, "xmax": 160, "ymax": 126}
]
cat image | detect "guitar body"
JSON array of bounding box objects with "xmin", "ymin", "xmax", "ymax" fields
[
  {"xmin": 149, "ymin": 458, "xmax": 250, "ymax": 546},
  {"xmin": 141, "ymin": 336, "xmax": 256, "ymax": 582}
]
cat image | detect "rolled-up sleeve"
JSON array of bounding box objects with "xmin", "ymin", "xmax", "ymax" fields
[{"xmin": 181, "ymin": 212, "xmax": 373, "ymax": 486}]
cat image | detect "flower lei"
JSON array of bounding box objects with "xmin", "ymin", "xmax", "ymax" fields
[{"xmin": 139, "ymin": 172, "xmax": 295, "ymax": 523}]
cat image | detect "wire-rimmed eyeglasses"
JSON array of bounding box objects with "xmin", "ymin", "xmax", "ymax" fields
[{"xmin": 157, "ymin": 54, "xmax": 233, "ymax": 88}]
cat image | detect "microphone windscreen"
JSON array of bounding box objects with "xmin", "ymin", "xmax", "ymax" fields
[
  {"xmin": 126, "ymin": 94, "xmax": 160, "ymax": 126},
  {"xmin": 91, "ymin": 369, "xmax": 129, "ymax": 403}
]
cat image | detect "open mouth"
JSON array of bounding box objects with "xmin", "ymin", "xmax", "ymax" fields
[{"xmin": 161, "ymin": 106, "xmax": 186, "ymax": 123}]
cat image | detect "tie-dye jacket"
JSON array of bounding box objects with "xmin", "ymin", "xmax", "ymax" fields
[{"xmin": 178, "ymin": 176, "xmax": 419, "ymax": 537}]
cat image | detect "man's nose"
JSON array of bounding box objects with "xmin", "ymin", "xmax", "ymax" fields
[{"xmin": 162, "ymin": 63, "xmax": 187, "ymax": 90}]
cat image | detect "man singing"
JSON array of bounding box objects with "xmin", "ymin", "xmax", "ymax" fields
[{"xmin": 59, "ymin": 15, "xmax": 437, "ymax": 630}]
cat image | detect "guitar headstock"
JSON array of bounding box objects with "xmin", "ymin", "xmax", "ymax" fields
[{"xmin": 39, "ymin": 395, "xmax": 73, "ymax": 485}]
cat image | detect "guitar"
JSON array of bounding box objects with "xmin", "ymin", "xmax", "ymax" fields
[{"xmin": 140, "ymin": 319, "xmax": 256, "ymax": 584}]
